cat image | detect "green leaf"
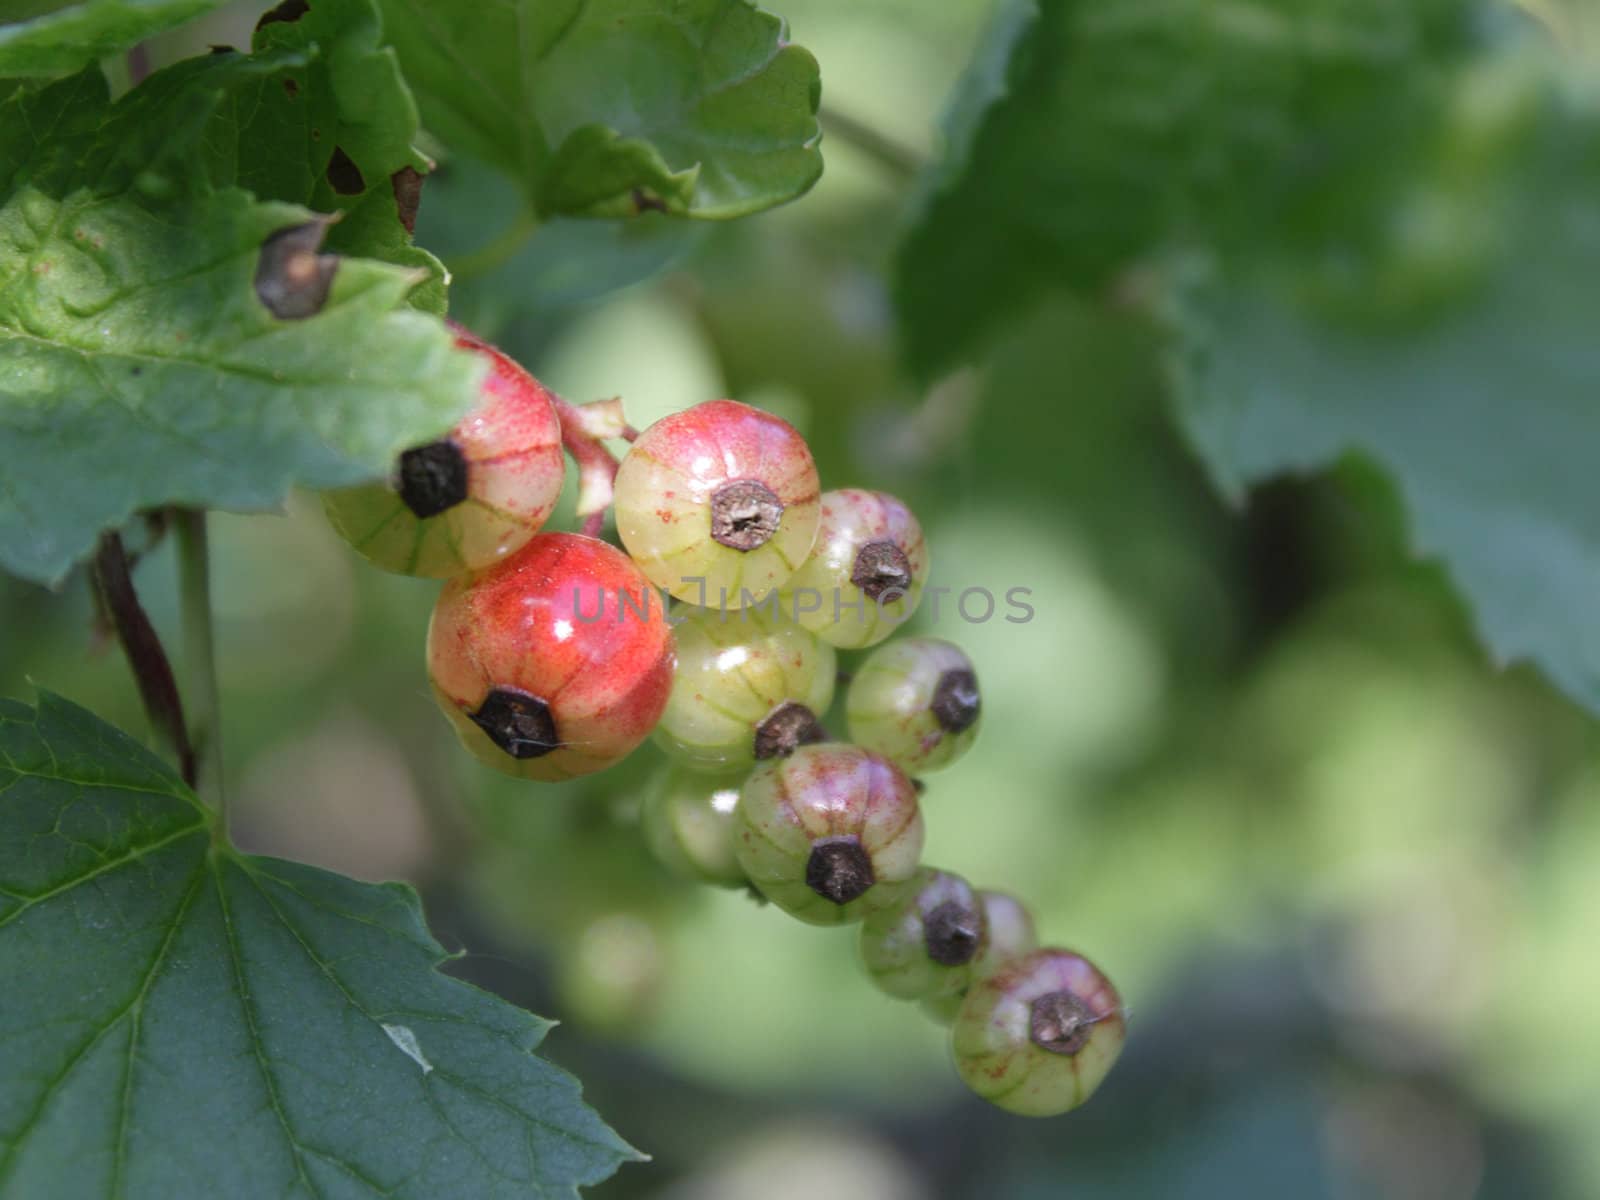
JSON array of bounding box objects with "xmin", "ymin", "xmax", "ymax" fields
[
  {"xmin": 893, "ymin": 0, "xmax": 1494, "ymax": 379},
  {"xmin": 377, "ymin": 0, "xmax": 823, "ymax": 219},
  {"xmin": 416, "ymin": 153, "xmax": 706, "ymax": 313},
  {"xmin": 0, "ymin": 0, "xmax": 227, "ymax": 78},
  {"xmin": 1174, "ymin": 97, "xmax": 1600, "ymax": 713},
  {"xmin": 0, "ymin": 66, "xmax": 480, "ymax": 586},
  {"xmin": 0, "ymin": 691, "xmax": 640, "ymax": 1198}
]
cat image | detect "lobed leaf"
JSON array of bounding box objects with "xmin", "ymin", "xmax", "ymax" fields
[
  {"xmin": 0, "ymin": 691, "xmax": 640, "ymax": 1198},
  {"xmin": 1173, "ymin": 101, "xmax": 1600, "ymax": 714},
  {"xmin": 377, "ymin": 0, "xmax": 823, "ymax": 219},
  {"xmin": 893, "ymin": 0, "xmax": 1491, "ymax": 379},
  {"xmin": 0, "ymin": 18, "xmax": 477, "ymax": 586}
]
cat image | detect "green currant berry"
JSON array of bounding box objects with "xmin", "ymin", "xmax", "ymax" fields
[
  {"xmin": 653, "ymin": 602, "xmax": 836, "ymax": 772},
  {"xmin": 859, "ymin": 868, "xmax": 986, "ymax": 1001},
  {"xmin": 640, "ymin": 764, "xmax": 748, "ymax": 888},
  {"xmin": 783, "ymin": 489, "xmax": 928, "ymax": 649},
  {"xmin": 427, "ymin": 532, "xmax": 675, "ymax": 781},
  {"xmin": 953, "ymin": 948, "xmax": 1125, "ymax": 1117},
  {"xmin": 613, "ymin": 399, "xmax": 821, "ymax": 606},
  {"xmin": 325, "ymin": 328, "xmax": 564, "ymax": 577},
  {"xmin": 922, "ymin": 890, "xmax": 1038, "ymax": 1024},
  {"xmin": 735, "ymin": 744, "xmax": 924, "ymax": 926},
  {"xmin": 847, "ymin": 638, "xmax": 980, "ymax": 774}
]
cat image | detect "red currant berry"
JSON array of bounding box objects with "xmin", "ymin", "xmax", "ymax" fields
[
  {"xmin": 783, "ymin": 489, "xmax": 928, "ymax": 648},
  {"xmin": 427, "ymin": 532, "xmax": 675, "ymax": 781},
  {"xmin": 640, "ymin": 764, "xmax": 748, "ymax": 888},
  {"xmin": 953, "ymin": 948, "xmax": 1125, "ymax": 1116},
  {"xmin": 859, "ymin": 868, "xmax": 986, "ymax": 1001},
  {"xmin": 653, "ymin": 602, "xmax": 836, "ymax": 772},
  {"xmin": 847, "ymin": 638, "xmax": 980, "ymax": 774},
  {"xmin": 735, "ymin": 744, "xmax": 925, "ymax": 925},
  {"xmin": 325, "ymin": 329, "xmax": 564, "ymax": 577},
  {"xmin": 613, "ymin": 400, "xmax": 820, "ymax": 606}
]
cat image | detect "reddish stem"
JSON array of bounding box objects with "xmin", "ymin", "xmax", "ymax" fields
[
  {"xmin": 553, "ymin": 395, "xmax": 625, "ymax": 538},
  {"xmin": 92, "ymin": 532, "xmax": 196, "ymax": 786}
]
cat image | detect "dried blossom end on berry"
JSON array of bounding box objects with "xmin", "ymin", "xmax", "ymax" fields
[
  {"xmin": 1029, "ymin": 990, "xmax": 1095, "ymax": 1056},
  {"xmin": 930, "ymin": 668, "xmax": 981, "ymax": 735},
  {"xmin": 711, "ymin": 479, "xmax": 784, "ymax": 551},
  {"xmin": 924, "ymin": 898, "xmax": 983, "ymax": 966},
  {"xmin": 397, "ymin": 439, "xmax": 470, "ymax": 518},
  {"xmin": 850, "ymin": 540, "xmax": 912, "ymax": 601},
  {"xmin": 753, "ymin": 701, "xmax": 826, "ymax": 760},
  {"xmin": 806, "ymin": 836, "xmax": 875, "ymax": 904},
  {"xmin": 469, "ymin": 687, "xmax": 559, "ymax": 759}
]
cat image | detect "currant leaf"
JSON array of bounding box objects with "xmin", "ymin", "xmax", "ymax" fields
[
  {"xmin": 243, "ymin": 0, "xmax": 446, "ymax": 303},
  {"xmin": 1174, "ymin": 103, "xmax": 1600, "ymax": 716},
  {"xmin": 893, "ymin": 0, "xmax": 1493, "ymax": 379},
  {"xmin": 376, "ymin": 0, "xmax": 823, "ymax": 219},
  {"xmin": 0, "ymin": 63, "xmax": 480, "ymax": 586},
  {"xmin": 0, "ymin": 691, "xmax": 640, "ymax": 1198},
  {"xmin": 0, "ymin": 0, "xmax": 227, "ymax": 78}
]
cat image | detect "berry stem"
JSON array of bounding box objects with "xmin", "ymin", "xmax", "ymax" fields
[
  {"xmin": 553, "ymin": 395, "xmax": 628, "ymax": 533},
  {"xmin": 91, "ymin": 531, "xmax": 196, "ymax": 787},
  {"xmin": 819, "ymin": 104, "xmax": 924, "ymax": 181},
  {"xmin": 174, "ymin": 509, "xmax": 227, "ymax": 838}
]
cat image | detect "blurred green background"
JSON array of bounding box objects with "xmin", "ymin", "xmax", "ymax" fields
[{"xmin": 4, "ymin": 0, "xmax": 1599, "ymax": 1197}]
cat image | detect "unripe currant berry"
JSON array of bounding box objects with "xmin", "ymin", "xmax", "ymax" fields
[
  {"xmin": 783, "ymin": 489, "xmax": 928, "ymax": 649},
  {"xmin": 735, "ymin": 744, "xmax": 924, "ymax": 925},
  {"xmin": 427, "ymin": 533, "xmax": 674, "ymax": 781},
  {"xmin": 847, "ymin": 638, "xmax": 980, "ymax": 774},
  {"xmin": 653, "ymin": 603, "xmax": 836, "ymax": 772},
  {"xmin": 613, "ymin": 400, "xmax": 821, "ymax": 606},
  {"xmin": 325, "ymin": 329, "xmax": 564, "ymax": 577},
  {"xmin": 859, "ymin": 868, "xmax": 986, "ymax": 1001},
  {"xmin": 922, "ymin": 890, "xmax": 1038, "ymax": 1024},
  {"xmin": 640, "ymin": 764, "xmax": 747, "ymax": 888},
  {"xmin": 953, "ymin": 948, "xmax": 1125, "ymax": 1117}
]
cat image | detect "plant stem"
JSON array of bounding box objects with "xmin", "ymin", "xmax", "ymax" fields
[
  {"xmin": 175, "ymin": 509, "xmax": 226, "ymax": 836},
  {"xmin": 92, "ymin": 532, "xmax": 196, "ymax": 786},
  {"xmin": 820, "ymin": 105, "xmax": 925, "ymax": 181},
  {"xmin": 554, "ymin": 395, "xmax": 627, "ymax": 537},
  {"xmin": 446, "ymin": 210, "xmax": 541, "ymax": 284}
]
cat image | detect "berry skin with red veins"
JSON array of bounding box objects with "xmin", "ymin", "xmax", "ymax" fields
[
  {"xmin": 653, "ymin": 602, "xmax": 836, "ymax": 773},
  {"xmin": 325, "ymin": 329, "xmax": 564, "ymax": 577},
  {"xmin": 847, "ymin": 638, "xmax": 980, "ymax": 774},
  {"xmin": 922, "ymin": 889, "xmax": 1038, "ymax": 1024},
  {"xmin": 859, "ymin": 868, "xmax": 987, "ymax": 1001},
  {"xmin": 783, "ymin": 489, "xmax": 928, "ymax": 649},
  {"xmin": 613, "ymin": 400, "xmax": 821, "ymax": 606},
  {"xmin": 640, "ymin": 764, "xmax": 748, "ymax": 888},
  {"xmin": 953, "ymin": 948, "xmax": 1125, "ymax": 1117},
  {"xmin": 427, "ymin": 532, "xmax": 675, "ymax": 781},
  {"xmin": 735, "ymin": 744, "xmax": 925, "ymax": 926}
]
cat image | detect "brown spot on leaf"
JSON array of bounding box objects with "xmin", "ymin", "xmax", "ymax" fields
[
  {"xmin": 391, "ymin": 166, "xmax": 424, "ymax": 235},
  {"xmin": 282, "ymin": 78, "xmax": 299, "ymax": 99},
  {"xmin": 631, "ymin": 187, "xmax": 669, "ymax": 215},
  {"xmin": 254, "ymin": 219, "xmax": 339, "ymax": 320},
  {"xmin": 326, "ymin": 146, "xmax": 365, "ymax": 195},
  {"xmin": 255, "ymin": 0, "xmax": 309, "ymax": 31}
]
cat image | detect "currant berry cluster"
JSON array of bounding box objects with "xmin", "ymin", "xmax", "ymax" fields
[{"xmin": 323, "ymin": 327, "xmax": 1126, "ymax": 1117}]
